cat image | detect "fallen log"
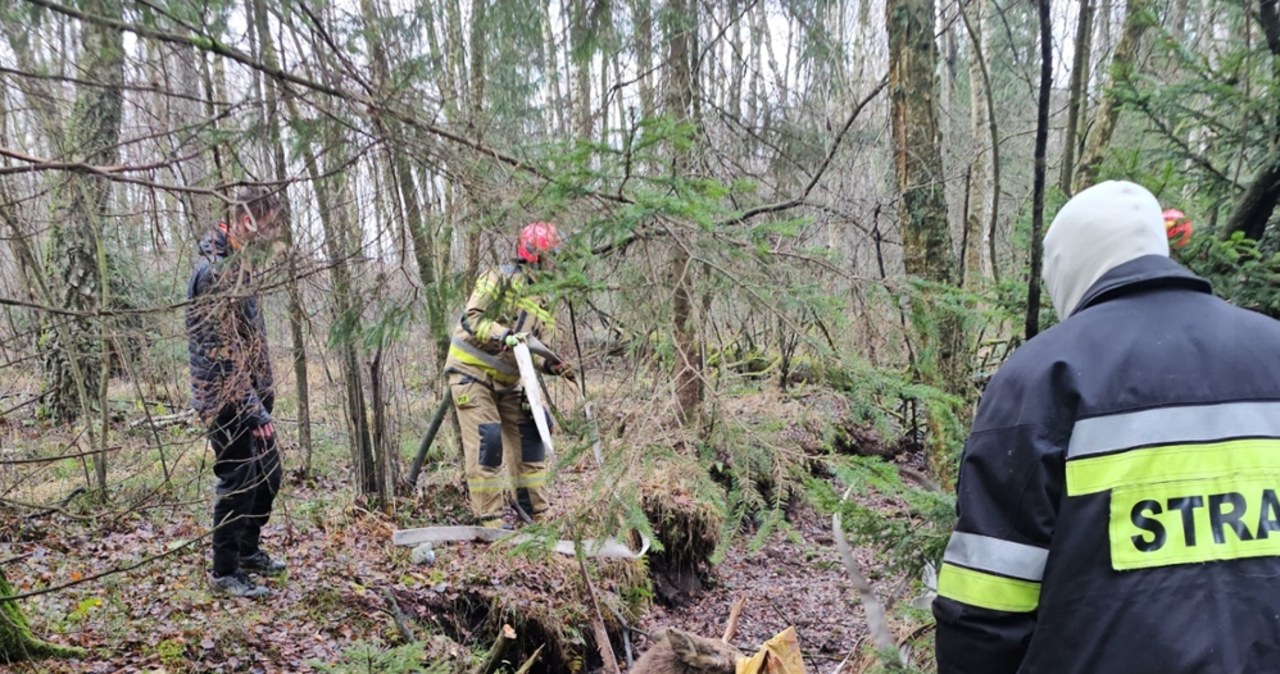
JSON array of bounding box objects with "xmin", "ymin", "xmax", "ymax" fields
[{"xmin": 127, "ymin": 409, "xmax": 195, "ymax": 430}]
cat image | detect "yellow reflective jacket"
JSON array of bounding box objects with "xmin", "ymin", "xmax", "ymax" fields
[{"xmin": 444, "ymin": 262, "xmax": 556, "ymax": 385}]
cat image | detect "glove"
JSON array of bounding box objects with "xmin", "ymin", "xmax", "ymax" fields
[
  {"xmin": 503, "ymin": 331, "xmax": 529, "ymax": 348},
  {"xmin": 549, "ymin": 360, "xmax": 576, "ymax": 383}
]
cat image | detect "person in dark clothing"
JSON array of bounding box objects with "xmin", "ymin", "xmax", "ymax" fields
[
  {"xmin": 933, "ymin": 180, "xmax": 1280, "ymax": 673},
  {"xmin": 187, "ymin": 185, "xmax": 287, "ymax": 598}
]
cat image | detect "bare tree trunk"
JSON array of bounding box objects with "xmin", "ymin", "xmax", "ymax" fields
[
  {"xmin": 1222, "ymin": 2, "xmax": 1280, "ymax": 240},
  {"xmin": 664, "ymin": 0, "xmax": 703, "ymax": 428},
  {"xmin": 37, "ymin": 0, "xmax": 125, "ymax": 499},
  {"xmin": 1076, "ymin": 0, "xmax": 1154, "ymax": 191},
  {"xmin": 361, "ymin": 0, "xmax": 450, "ymax": 369},
  {"xmin": 572, "ymin": 0, "xmax": 593, "ymax": 138},
  {"xmin": 251, "ymin": 0, "xmax": 314, "ymax": 473},
  {"xmin": 468, "ymin": 0, "xmax": 487, "ymax": 127},
  {"xmin": 633, "ymin": 0, "xmax": 656, "ymax": 120},
  {"xmin": 1027, "ymin": 0, "xmax": 1052, "ymax": 339},
  {"xmin": 1222, "ymin": 155, "xmax": 1280, "ymax": 240},
  {"xmin": 40, "ymin": 0, "xmax": 124, "ymax": 424},
  {"xmin": 961, "ymin": 0, "xmax": 994, "ymax": 287},
  {"xmin": 284, "ymin": 65, "xmax": 378, "ymax": 500},
  {"xmin": 544, "ymin": 0, "xmax": 567, "ymax": 133},
  {"xmin": 1098, "ymin": 0, "xmax": 1114, "ymax": 67},
  {"xmin": 1060, "ymin": 0, "xmax": 1093, "ymax": 196},
  {"xmin": 888, "ymin": 0, "xmax": 965, "ymax": 476},
  {"xmin": 749, "ymin": 2, "xmax": 764, "ymax": 125}
]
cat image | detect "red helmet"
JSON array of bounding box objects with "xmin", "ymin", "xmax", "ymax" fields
[
  {"xmin": 1162, "ymin": 208, "xmax": 1193, "ymax": 249},
  {"xmin": 517, "ymin": 221, "xmax": 561, "ymax": 263}
]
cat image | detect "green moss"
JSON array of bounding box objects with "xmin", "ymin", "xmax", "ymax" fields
[{"xmin": 0, "ymin": 569, "xmax": 86, "ymax": 663}]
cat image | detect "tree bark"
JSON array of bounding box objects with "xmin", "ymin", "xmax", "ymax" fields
[
  {"xmin": 1222, "ymin": 151, "xmax": 1280, "ymax": 241},
  {"xmin": 284, "ymin": 54, "xmax": 379, "ymax": 500},
  {"xmin": 468, "ymin": 0, "xmax": 487, "ymax": 127},
  {"xmin": 1060, "ymin": 0, "xmax": 1093, "ymax": 196},
  {"xmin": 39, "ymin": 0, "xmax": 124, "ymax": 436},
  {"xmin": 572, "ymin": 0, "xmax": 593, "ymax": 138},
  {"xmin": 251, "ymin": 0, "xmax": 314, "ymax": 472},
  {"xmin": 1076, "ymin": 0, "xmax": 1154, "ymax": 191},
  {"xmin": 961, "ymin": 0, "xmax": 996, "ymax": 287},
  {"xmin": 664, "ymin": 0, "xmax": 703, "ymax": 428},
  {"xmin": 360, "ymin": 0, "xmax": 450, "ymax": 366},
  {"xmin": 1027, "ymin": 0, "xmax": 1052, "ymax": 339},
  {"xmin": 1220, "ymin": 0, "xmax": 1280, "ymax": 240},
  {"xmin": 888, "ymin": 0, "xmax": 965, "ymax": 476}
]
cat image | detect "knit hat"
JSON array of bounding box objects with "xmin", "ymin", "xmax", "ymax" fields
[{"xmin": 1043, "ymin": 180, "xmax": 1169, "ymax": 317}]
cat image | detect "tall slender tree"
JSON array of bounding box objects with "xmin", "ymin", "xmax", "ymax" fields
[
  {"xmin": 1027, "ymin": 0, "xmax": 1053, "ymax": 339},
  {"xmin": 664, "ymin": 0, "xmax": 702, "ymax": 428},
  {"xmin": 1077, "ymin": 0, "xmax": 1155, "ymax": 190},
  {"xmin": 888, "ymin": 0, "xmax": 965, "ymax": 477}
]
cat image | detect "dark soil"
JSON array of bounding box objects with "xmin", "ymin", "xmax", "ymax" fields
[{"xmin": 631, "ymin": 501, "xmax": 882, "ymax": 673}]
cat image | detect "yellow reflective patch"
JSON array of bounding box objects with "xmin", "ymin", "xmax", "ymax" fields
[
  {"xmin": 468, "ymin": 477, "xmax": 505, "ymax": 492},
  {"xmin": 515, "ymin": 473, "xmax": 547, "ymax": 488},
  {"xmin": 448, "ymin": 345, "xmax": 520, "ymax": 384},
  {"xmin": 936, "ymin": 562, "xmax": 1040, "ymax": 612},
  {"xmin": 1066, "ymin": 438, "xmax": 1280, "ymax": 496},
  {"xmin": 1110, "ymin": 475, "xmax": 1280, "ymax": 570}
]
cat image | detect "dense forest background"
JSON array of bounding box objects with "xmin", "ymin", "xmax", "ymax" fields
[{"xmin": 0, "ymin": 0, "xmax": 1277, "ymax": 671}]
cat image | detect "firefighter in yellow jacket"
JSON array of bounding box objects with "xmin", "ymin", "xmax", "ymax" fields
[{"xmin": 445, "ymin": 222, "xmax": 574, "ymax": 528}]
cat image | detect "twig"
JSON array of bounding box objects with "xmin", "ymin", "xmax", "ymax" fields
[
  {"xmin": 722, "ymin": 596, "xmax": 746, "ymax": 643},
  {"xmin": 833, "ymin": 487, "xmax": 903, "ymax": 667},
  {"xmin": 606, "ymin": 604, "xmax": 635, "ymax": 666},
  {"xmin": 576, "ymin": 553, "xmax": 622, "ymax": 674},
  {"xmin": 832, "ymin": 636, "xmax": 865, "ymax": 674},
  {"xmin": 513, "ymin": 644, "xmax": 544, "ymax": 674},
  {"xmin": 0, "ymin": 446, "xmax": 121, "ymax": 465},
  {"xmin": 381, "ymin": 588, "xmax": 415, "ymax": 643},
  {"xmin": 896, "ymin": 466, "xmax": 942, "ymax": 493}
]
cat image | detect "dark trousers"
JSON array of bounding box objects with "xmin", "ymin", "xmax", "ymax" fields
[{"xmin": 209, "ymin": 419, "xmax": 282, "ymax": 576}]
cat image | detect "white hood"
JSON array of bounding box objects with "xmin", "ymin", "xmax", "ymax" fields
[{"xmin": 1043, "ymin": 180, "xmax": 1169, "ymax": 317}]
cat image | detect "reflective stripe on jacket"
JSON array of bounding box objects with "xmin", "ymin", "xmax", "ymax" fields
[
  {"xmin": 934, "ymin": 254, "xmax": 1280, "ymax": 674},
  {"xmin": 445, "ymin": 262, "xmax": 555, "ymax": 385}
]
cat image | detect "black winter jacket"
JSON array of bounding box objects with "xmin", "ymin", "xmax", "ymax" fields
[
  {"xmin": 186, "ymin": 229, "xmax": 274, "ymax": 428},
  {"xmin": 934, "ymin": 255, "xmax": 1280, "ymax": 674}
]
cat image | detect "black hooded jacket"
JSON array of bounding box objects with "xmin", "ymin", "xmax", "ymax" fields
[
  {"xmin": 934, "ymin": 255, "xmax": 1280, "ymax": 674},
  {"xmin": 185, "ymin": 228, "xmax": 274, "ymax": 428}
]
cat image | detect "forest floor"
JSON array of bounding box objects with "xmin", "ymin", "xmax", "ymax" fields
[{"xmin": 0, "ymin": 378, "xmax": 934, "ymax": 673}]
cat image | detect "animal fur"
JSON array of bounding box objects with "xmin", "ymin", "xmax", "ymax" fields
[{"xmin": 629, "ymin": 628, "xmax": 743, "ymax": 674}]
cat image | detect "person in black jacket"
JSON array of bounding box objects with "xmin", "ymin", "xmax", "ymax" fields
[
  {"xmin": 933, "ymin": 179, "xmax": 1280, "ymax": 673},
  {"xmin": 187, "ymin": 186, "xmax": 286, "ymax": 598}
]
